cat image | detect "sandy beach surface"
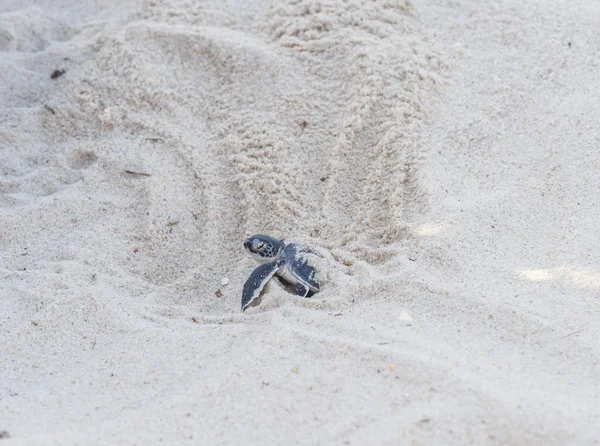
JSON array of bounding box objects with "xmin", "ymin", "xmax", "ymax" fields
[{"xmin": 1, "ymin": 0, "xmax": 599, "ymax": 444}]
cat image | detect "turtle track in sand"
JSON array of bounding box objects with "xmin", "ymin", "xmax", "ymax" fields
[{"xmin": 256, "ymin": 0, "xmax": 442, "ymax": 247}]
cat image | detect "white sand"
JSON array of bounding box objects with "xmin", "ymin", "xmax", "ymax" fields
[{"xmin": 1, "ymin": 0, "xmax": 599, "ymax": 443}]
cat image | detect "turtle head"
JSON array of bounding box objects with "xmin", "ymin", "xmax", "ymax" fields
[{"xmin": 244, "ymin": 234, "xmax": 283, "ymax": 263}]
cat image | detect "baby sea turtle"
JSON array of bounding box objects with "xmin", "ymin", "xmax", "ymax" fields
[{"xmin": 241, "ymin": 234, "xmax": 320, "ymax": 311}]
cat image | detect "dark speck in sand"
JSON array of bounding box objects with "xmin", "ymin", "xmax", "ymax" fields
[{"xmin": 50, "ymin": 69, "xmax": 65, "ymax": 79}]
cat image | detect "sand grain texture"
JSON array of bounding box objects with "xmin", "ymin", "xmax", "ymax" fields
[{"xmin": 1, "ymin": 0, "xmax": 599, "ymax": 444}]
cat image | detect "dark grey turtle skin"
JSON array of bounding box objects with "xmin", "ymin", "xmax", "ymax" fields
[{"xmin": 241, "ymin": 234, "xmax": 320, "ymax": 311}]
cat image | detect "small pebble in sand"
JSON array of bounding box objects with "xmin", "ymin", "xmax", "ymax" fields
[
  {"xmin": 99, "ymin": 107, "xmax": 113, "ymax": 124},
  {"xmin": 399, "ymin": 311, "xmax": 413, "ymax": 325},
  {"xmin": 215, "ymin": 289, "xmax": 223, "ymax": 298},
  {"xmin": 221, "ymin": 277, "xmax": 229, "ymax": 286},
  {"xmin": 167, "ymin": 215, "xmax": 179, "ymax": 226}
]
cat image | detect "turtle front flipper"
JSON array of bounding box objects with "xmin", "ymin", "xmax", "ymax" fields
[{"xmin": 241, "ymin": 262, "xmax": 280, "ymax": 312}]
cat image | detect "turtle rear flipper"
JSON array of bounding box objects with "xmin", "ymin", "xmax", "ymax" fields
[
  {"xmin": 294, "ymin": 282, "xmax": 310, "ymax": 298},
  {"xmin": 241, "ymin": 262, "xmax": 280, "ymax": 312}
]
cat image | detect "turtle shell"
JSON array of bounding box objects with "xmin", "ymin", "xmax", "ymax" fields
[{"xmin": 281, "ymin": 243, "xmax": 320, "ymax": 292}]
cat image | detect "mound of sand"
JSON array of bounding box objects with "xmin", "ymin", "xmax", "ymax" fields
[{"xmin": 1, "ymin": 0, "xmax": 599, "ymax": 444}]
